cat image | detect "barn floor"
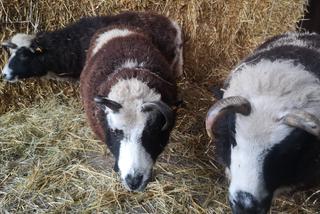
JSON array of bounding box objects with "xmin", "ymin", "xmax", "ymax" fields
[{"xmin": 1, "ymin": 0, "xmax": 320, "ymax": 213}]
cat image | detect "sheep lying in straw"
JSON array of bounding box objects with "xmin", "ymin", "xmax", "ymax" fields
[
  {"xmin": 80, "ymin": 20, "xmax": 182, "ymax": 191},
  {"xmin": 206, "ymin": 32, "xmax": 320, "ymax": 214},
  {"xmin": 1, "ymin": 11, "xmax": 183, "ymax": 82}
]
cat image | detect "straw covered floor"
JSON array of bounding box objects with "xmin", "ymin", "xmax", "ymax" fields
[{"xmin": 1, "ymin": 0, "xmax": 319, "ymax": 213}]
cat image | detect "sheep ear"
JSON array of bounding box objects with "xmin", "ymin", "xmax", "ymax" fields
[
  {"xmin": 281, "ymin": 110, "xmax": 320, "ymax": 137},
  {"xmin": 94, "ymin": 95, "xmax": 122, "ymax": 113}
]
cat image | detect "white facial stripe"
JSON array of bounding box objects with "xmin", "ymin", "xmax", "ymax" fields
[
  {"xmin": 2, "ymin": 53, "xmax": 16, "ymax": 81},
  {"xmin": 229, "ymin": 143, "xmax": 268, "ymax": 202},
  {"xmin": 105, "ymin": 78, "xmax": 161, "ymax": 188},
  {"xmin": 2, "ymin": 63, "xmax": 13, "ymax": 78},
  {"xmin": 92, "ymin": 29, "xmax": 134, "ymax": 56},
  {"xmin": 118, "ymin": 135, "xmax": 154, "ymax": 181}
]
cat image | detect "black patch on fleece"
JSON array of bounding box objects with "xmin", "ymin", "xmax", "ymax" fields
[
  {"xmin": 213, "ymin": 112, "xmax": 236, "ymax": 168},
  {"xmin": 104, "ymin": 120, "xmax": 124, "ymax": 172},
  {"xmin": 243, "ymin": 33, "xmax": 320, "ymax": 78},
  {"xmin": 141, "ymin": 111, "xmax": 175, "ymax": 161},
  {"xmin": 263, "ymin": 129, "xmax": 320, "ymax": 193},
  {"xmin": 245, "ymin": 45, "xmax": 320, "ymax": 77}
]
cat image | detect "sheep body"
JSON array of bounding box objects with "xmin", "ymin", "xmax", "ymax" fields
[
  {"xmin": 2, "ymin": 11, "xmax": 183, "ymax": 82},
  {"xmin": 206, "ymin": 32, "xmax": 320, "ymax": 213},
  {"xmin": 80, "ymin": 24, "xmax": 180, "ymax": 191}
]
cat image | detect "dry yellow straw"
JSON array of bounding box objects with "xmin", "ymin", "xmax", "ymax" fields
[{"xmin": 1, "ymin": 0, "xmax": 319, "ymax": 213}]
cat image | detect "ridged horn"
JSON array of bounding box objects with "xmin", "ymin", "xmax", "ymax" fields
[
  {"xmin": 281, "ymin": 110, "xmax": 320, "ymax": 137},
  {"xmin": 205, "ymin": 96, "xmax": 251, "ymax": 139},
  {"xmin": 142, "ymin": 101, "xmax": 174, "ymax": 131},
  {"xmin": 1, "ymin": 41, "xmax": 17, "ymax": 49},
  {"xmin": 94, "ymin": 95, "xmax": 122, "ymax": 112}
]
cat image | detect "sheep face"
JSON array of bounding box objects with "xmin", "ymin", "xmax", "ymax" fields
[
  {"xmin": 1, "ymin": 34, "xmax": 45, "ymax": 82},
  {"xmin": 105, "ymin": 106, "xmax": 172, "ymax": 191},
  {"xmin": 212, "ymin": 112, "xmax": 320, "ymax": 214},
  {"xmin": 206, "ymin": 60, "xmax": 320, "ymax": 214},
  {"xmin": 95, "ymin": 79, "xmax": 175, "ymax": 191}
]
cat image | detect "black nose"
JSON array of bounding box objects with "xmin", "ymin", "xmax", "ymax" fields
[
  {"xmin": 125, "ymin": 174, "xmax": 143, "ymax": 190},
  {"xmin": 230, "ymin": 191, "xmax": 262, "ymax": 214},
  {"xmin": 2, "ymin": 73, "xmax": 6, "ymax": 79}
]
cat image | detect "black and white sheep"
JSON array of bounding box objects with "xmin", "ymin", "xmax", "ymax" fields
[
  {"xmin": 80, "ymin": 22, "xmax": 182, "ymax": 191},
  {"xmin": 1, "ymin": 11, "xmax": 183, "ymax": 82},
  {"xmin": 206, "ymin": 32, "xmax": 320, "ymax": 214}
]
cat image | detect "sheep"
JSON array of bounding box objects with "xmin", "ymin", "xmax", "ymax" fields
[
  {"xmin": 80, "ymin": 22, "xmax": 182, "ymax": 191},
  {"xmin": 1, "ymin": 11, "xmax": 183, "ymax": 82},
  {"xmin": 205, "ymin": 32, "xmax": 320, "ymax": 214}
]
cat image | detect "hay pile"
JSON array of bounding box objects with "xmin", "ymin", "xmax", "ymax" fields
[{"xmin": 1, "ymin": 0, "xmax": 319, "ymax": 213}]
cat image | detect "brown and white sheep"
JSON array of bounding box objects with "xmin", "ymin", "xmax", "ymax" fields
[{"xmin": 80, "ymin": 22, "xmax": 182, "ymax": 191}]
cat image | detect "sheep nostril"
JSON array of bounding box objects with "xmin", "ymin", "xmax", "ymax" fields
[{"xmin": 125, "ymin": 174, "xmax": 143, "ymax": 190}]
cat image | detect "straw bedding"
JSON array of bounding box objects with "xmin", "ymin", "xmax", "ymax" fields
[{"xmin": 1, "ymin": 0, "xmax": 319, "ymax": 213}]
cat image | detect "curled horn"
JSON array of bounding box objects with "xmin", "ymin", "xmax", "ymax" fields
[
  {"xmin": 142, "ymin": 100, "xmax": 174, "ymax": 131},
  {"xmin": 94, "ymin": 95, "xmax": 122, "ymax": 112},
  {"xmin": 1, "ymin": 41, "xmax": 17, "ymax": 49},
  {"xmin": 205, "ymin": 96, "xmax": 251, "ymax": 139},
  {"xmin": 281, "ymin": 110, "xmax": 320, "ymax": 137}
]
